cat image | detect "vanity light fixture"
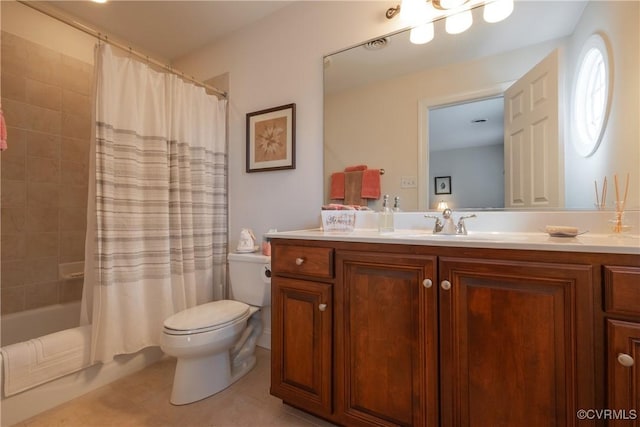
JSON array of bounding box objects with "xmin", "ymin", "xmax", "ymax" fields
[
  {"xmin": 437, "ymin": 200, "xmax": 449, "ymax": 210},
  {"xmin": 433, "ymin": 0, "xmax": 470, "ymax": 10},
  {"xmin": 386, "ymin": 0, "xmax": 514, "ymax": 45},
  {"xmin": 410, "ymin": 22, "xmax": 435, "ymax": 44},
  {"xmin": 445, "ymin": 8, "xmax": 473, "ymax": 34},
  {"xmin": 483, "ymin": 0, "xmax": 514, "ymax": 23}
]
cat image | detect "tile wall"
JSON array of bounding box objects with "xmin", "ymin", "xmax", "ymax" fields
[{"xmin": 1, "ymin": 31, "xmax": 92, "ymax": 315}]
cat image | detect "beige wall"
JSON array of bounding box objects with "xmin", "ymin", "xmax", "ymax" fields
[
  {"xmin": 1, "ymin": 1, "xmax": 95, "ymax": 64},
  {"xmin": 1, "ymin": 30, "xmax": 93, "ymax": 314},
  {"xmin": 174, "ymin": 1, "xmax": 407, "ymax": 245}
]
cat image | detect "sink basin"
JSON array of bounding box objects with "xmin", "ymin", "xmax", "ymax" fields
[
  {"xmin": 390, "ymin": 231, "xmax": 541, "ymax": 243},
  {"xmin": 411, "ymin": 233, "xmax": 495, "ymax": 241}
]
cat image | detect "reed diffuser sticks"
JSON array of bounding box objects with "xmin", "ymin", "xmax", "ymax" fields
[
  {"xmin": 594, "ymin": 176, "xmax": 608, "ymax": 209},
  {"xmin": 612, "ymin": 172, "xmax": 630, "ymax": 233},
  {"xmin": 595, "ymin": 173, "xmax": 630, "ymax": 233}
]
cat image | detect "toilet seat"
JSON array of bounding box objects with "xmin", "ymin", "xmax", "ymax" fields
[{"xmin": 163, "ymin": 300, "xmax": 250, "ymax": 336}]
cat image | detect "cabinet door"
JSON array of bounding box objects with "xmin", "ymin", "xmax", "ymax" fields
[
  {"xmin": 439, "ymin": 258, "xmax": 593, "ymax": 427},
  {"xmin": 336, "ymin": 251, "xmax": 438, "ymax": 427},
  {"xmin": 270, "ymin": 277, "xmax": 332, "ymax": 415},
  {"xmin": 607, "ymin": 319, "xmax": 640, "ymax": 426}
]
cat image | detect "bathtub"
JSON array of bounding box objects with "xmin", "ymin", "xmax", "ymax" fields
[
  {"xmin": 1, "ymin": 302, "xmax": 83, "ymax": 347},
  {"xmin": 1, "ymin": 302, "xmax": 164, "ymax": 426}
]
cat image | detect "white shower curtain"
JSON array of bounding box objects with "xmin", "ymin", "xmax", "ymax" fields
[{"xmin": 82, "ymin": 45, "xmax": 227, "ymax": 363}]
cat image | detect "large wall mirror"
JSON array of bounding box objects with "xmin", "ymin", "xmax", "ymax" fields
[{"xmin": 324, "ymin": 0, "xmax": 639, "ymax": 212}]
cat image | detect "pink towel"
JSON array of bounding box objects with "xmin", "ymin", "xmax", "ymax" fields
[
  {"xmin": 344, "ymin": 164, "xmax": 367, "ymax": 172},
  {"xmin": 330, "ymin": 172, "xmax": 345, "ymax": 200},
  {"xmin": 0, "ymin": 109, "xmax": 7, "ymax": 152},
  {"xmin": 361, "ymin": 169, "xmax": 381, "ymax": 199}
]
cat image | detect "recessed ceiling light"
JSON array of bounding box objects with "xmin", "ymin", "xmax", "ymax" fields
[{"xmin": 91, "ymin": 0, "xmax": 108, "ymax": 4}]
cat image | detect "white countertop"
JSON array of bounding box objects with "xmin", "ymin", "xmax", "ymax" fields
[
  {"xmin": 268, "ymin": 207, "xmax": 640, "ymax": 257},
  {"xmin": 268, "ymin": 228, "xmax": 639, "ymax": 254}
]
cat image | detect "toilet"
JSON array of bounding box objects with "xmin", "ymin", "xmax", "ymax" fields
[{"xmin": 161, "ymin": 253, "xmax": 271, "ymax": 405}]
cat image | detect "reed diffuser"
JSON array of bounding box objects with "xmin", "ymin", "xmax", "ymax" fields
[{"xmin": 611, "ymin": 173, "xmax": 630, "ymax": 233}]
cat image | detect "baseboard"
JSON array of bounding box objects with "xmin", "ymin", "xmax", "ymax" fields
[{"xmin": 257, "ymin": 328, "xmax": 271, "ymax": 350}]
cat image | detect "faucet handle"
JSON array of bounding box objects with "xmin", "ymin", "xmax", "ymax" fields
[
  {"xmin": 424, "ymin": 214, "xmax": 443, "ymax": 233},
  {"xmin": 456, "ymin": 214, "xmax": 477, "ymax": 235},
  {"xmin": 458, "ymin": 214, "xmax": 477, "ymax": 221}
]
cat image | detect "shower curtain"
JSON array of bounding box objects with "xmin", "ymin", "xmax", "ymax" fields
[{"xmin": 81, "ymin": 45, "xmax": 227, "ymax": 363}]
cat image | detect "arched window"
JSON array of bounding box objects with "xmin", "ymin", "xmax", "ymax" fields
[{"xmin": 571, "ymin": 33, "xmax": 611, "ymax": 157}]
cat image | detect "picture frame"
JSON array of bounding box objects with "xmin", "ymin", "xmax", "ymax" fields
[
  {"xmin": 246, "ymin": 103, "xmax": 296, "ymax": 172},
  {"xmin": 435, "ymin": 176, "xmax": 452, "ymax": 195}
]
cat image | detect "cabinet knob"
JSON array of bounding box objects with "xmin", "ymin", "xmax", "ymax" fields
[
  {"xmin": 441, "ymin": 280, "xmax": 452, "ymax": 290},
  {"xmin": 295, "ymin": 257, "xmax": 305, "ymax": 266},
  {"xmin": 423, "ymin": 279, "xmax": 433, "ymax": 288},
  {"xmin": 617, "ymin": 353, "xmax": 635, "ymax": 367},
  {"xmin": 319, "ymin": 303, "xmax": 327, "ymax": 312}
]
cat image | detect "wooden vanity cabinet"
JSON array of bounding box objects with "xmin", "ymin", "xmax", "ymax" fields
[
  {"xmin": 604, "ymin": 266, "xmax": 640, "ymax": 426},
  {"xmin": 335, "ymin": 251, "xmax": 438, "ymax": 427},
  {"xmin": 270, "ymin": 244, "xmax": 334, "ymax": 416},
  {"xmin": 270, "ymin": 238, "xmax": 638, "ymax": 427}
]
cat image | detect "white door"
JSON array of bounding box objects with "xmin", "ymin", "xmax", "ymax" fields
[{"xmin": 504, "ymin": 50, "xmax": 563, "ymax": 208}]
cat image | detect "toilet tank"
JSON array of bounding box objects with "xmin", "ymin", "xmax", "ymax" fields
[{"xmin": 227, "ymin": 253, "xmax": 271, "ymax": 307}]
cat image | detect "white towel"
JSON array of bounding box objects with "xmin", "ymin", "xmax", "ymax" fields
[{"xmin": 1, "ymin": 325, "xmax": 92, "ymax": 396}]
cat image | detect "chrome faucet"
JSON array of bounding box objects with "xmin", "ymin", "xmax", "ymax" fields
[
  {"xmin": 424, "ymin": 213, "xmax": 443, "ymax": 233},
  {"xmin": 425, "ymin": 209, "xmax": 477, "ymax": 235},
  {"xmin": 456, "ymin": 213, "xmax": 477, "ymax": 235}
]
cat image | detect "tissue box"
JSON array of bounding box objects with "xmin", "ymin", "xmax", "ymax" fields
[{"xmin": 321, "ymin": 210, "xmax": 356, "ymax": 232}]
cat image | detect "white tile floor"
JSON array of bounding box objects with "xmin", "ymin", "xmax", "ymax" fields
[{"xmin": 14, "ymin": 348, "xmax": 338, "ymax": 427}]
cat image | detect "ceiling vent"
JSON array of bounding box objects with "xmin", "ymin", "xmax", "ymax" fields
[{"xmin": 364, "ymin": 38, "xmax": 390, "ymax": 51}]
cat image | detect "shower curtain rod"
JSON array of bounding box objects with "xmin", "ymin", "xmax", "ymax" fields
[{"xmin": 17, "ymin": 1, "xmax": 228, "ymax": 99}]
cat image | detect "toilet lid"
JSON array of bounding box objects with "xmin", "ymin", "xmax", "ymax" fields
[{"xmin": 163, "ymin": 300, "xmax": 250, "ymax": 334}]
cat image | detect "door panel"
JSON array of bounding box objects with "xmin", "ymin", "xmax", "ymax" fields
[
  {"xmin": 504, "ymin": 49, "xmax": 562, "ymax": 208},
  {"xmin": 439, "ymin": 258, "xmax": 593, "ymax": 427},
  {"xmin": 607, "ymin": 319, "xmax": 640, "ymax": 427},
  {"xmin": 336, "ymin": 252, "xmax": 438, "ymax": 427},
  {"xmin": 271, "ymin": 277, "xmax": 332, "ymax": 415}
]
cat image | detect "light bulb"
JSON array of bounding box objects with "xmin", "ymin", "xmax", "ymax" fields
[
  {"xmin": 410, "ymin": 22, "xmax": 434, "ymax": 44},
  {"xmin": 445, "ymin": 9, "xmax": 472, "ymax": 34},
  {"xmin": 400, "ymin": 0, "xmax": 430, "ymax": 25},
  {"xmin": 437, "ymin": 0, "xmax": 468, "ymax": 9},
  {"xmin": 483, "ymin": 0, "xmax": 514, "ymax": 23}
]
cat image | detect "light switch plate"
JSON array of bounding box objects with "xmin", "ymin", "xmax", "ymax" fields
[{"xmin": 400, "ymin": 176, "xmax": 417, "ymax": 188}]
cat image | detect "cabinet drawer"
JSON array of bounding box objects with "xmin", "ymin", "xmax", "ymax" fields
[
  {"xmin": 273, "ymin": 245, "xmax": 334, "ymax": 279},
  {"xmin": 604, "ymin": 266, "xmax": 640, "ymax": 316}
]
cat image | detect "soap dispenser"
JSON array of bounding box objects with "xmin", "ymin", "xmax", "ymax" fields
[
  {"xmin": 378, "ymin": 194, "xmax": 395, "ymax": 233},
  {"xmin": 393, "ymin": 196, "xmax": 401, "ymax": 212}
]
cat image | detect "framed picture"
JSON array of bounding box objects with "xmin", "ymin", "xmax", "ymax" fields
[
  {"xmin": 435, "ymin": 176, "xmax": 451, "ymax": 195},
  {"xmin": 246, "ymin": 103, "xmax": 296, "ymax": 172}
]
